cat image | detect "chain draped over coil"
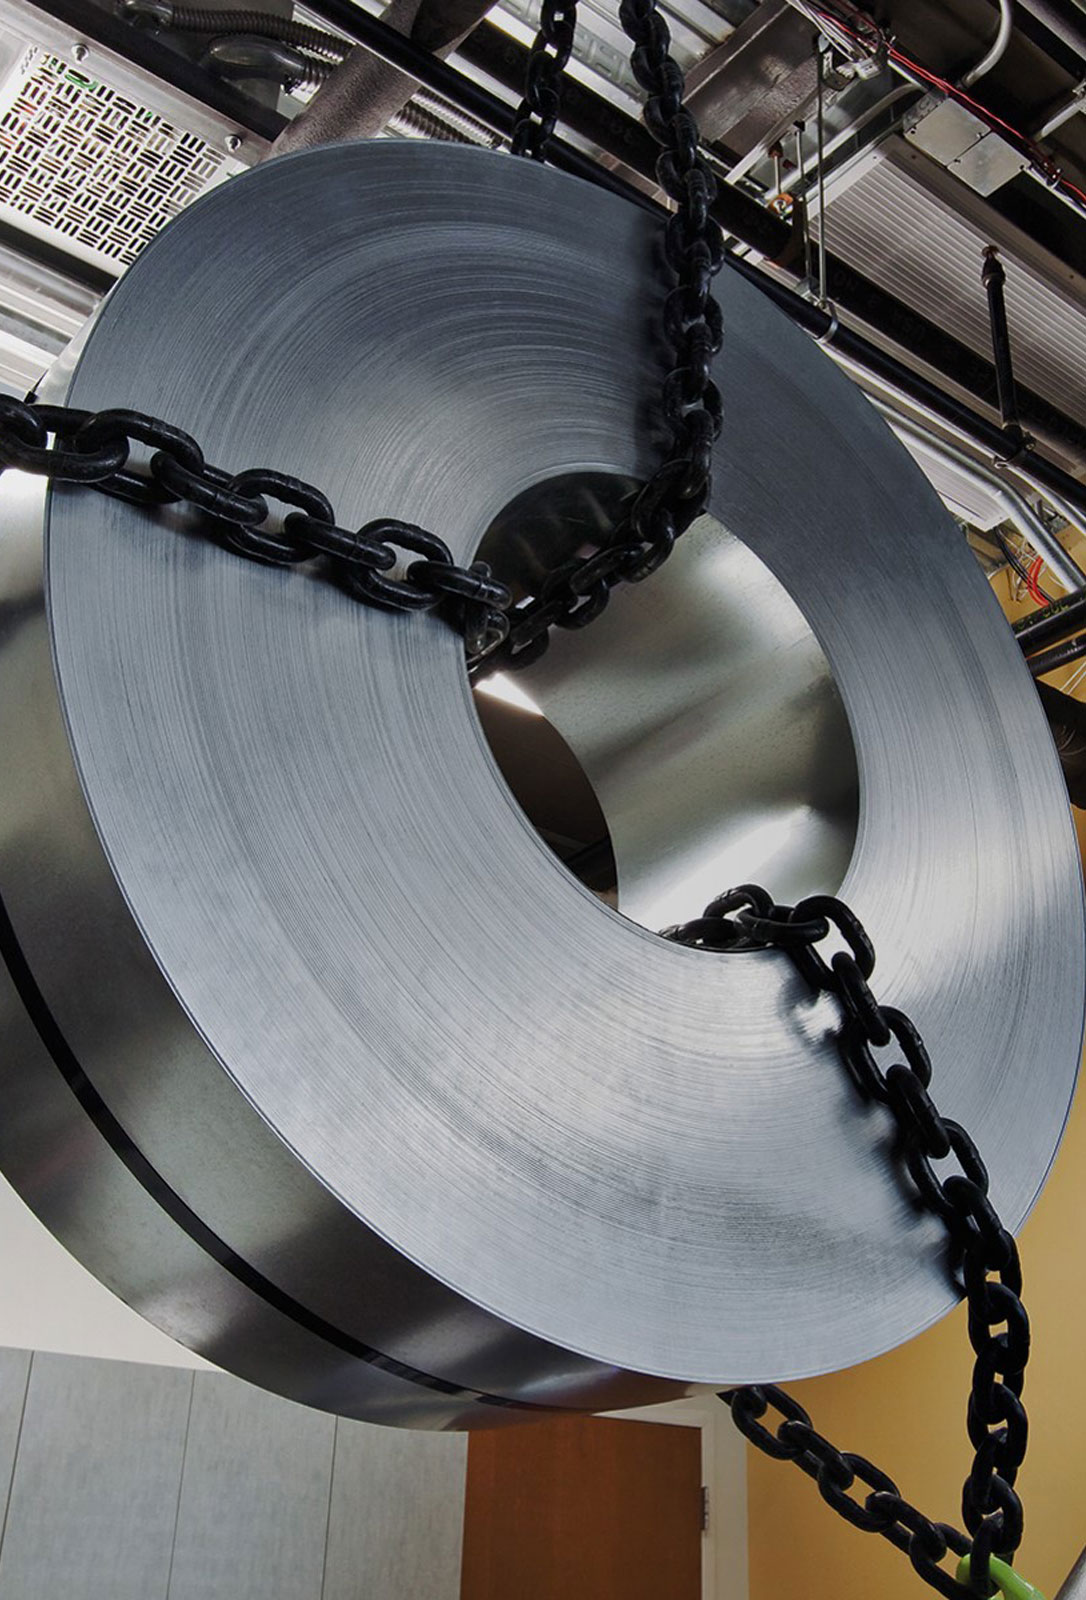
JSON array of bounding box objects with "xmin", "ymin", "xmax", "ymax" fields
[
  {"xmin": 664, "ymin": 888, "xmax": 1030, "ymax": 1599},
  {"xmin": 494, "ymin": 0, "xmax": 725, "ymax": 672},
  {"xmin": 0, "ymin": 399, "xmax": 512, "ymax": 660},
  {"xmin": 0, "ymin": 11, "xmax": 1037, "ymax": 1595},
  {"xmin": 0, "ymin": 0, "xmax": 725, "ymax": 682}
]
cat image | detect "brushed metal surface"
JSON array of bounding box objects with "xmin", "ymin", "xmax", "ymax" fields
[
  {"xmin": 0, "ymin": 1354, "xmax": 191, "ymax": 1600},
  {"xmin": 0, "ymin": 141, "xmax": 1081, "ymax": 1417},
  {"xmin": 322, "ymin": 1420, "xmax": 468, "ymax": 1600},
  {"xmin": 0, "ymin": 465, "xmax": 685, "ymax": 1426},
  {"xmin": 167, "ymin": 1373, "xmax": 334, "ymax": 1600},
  {"xmin": 506, "ymin": 508, "xmax": 859, "ymax": 926},
  {"xmin": 477, "ymin": 474, "xmax": 859, "ymax": 922}
]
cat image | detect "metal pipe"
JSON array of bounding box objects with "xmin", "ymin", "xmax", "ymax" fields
[
  {"xmin": 389, "ymin": 94, "xmax": 498, "ymax": 144},
  {"xmin": 407, "ymin": 87, "xmax": 500, "ymax": 146},
  {"xmin": 1036, "ymin": 83, "xmax": 1086, "ymax": 141},
  {"xmin": 880, "ymin": 408, "xmax": 1086, "ymax": 593},
  {"xmin": 961, "ymin": 0, "xmax": 1014, "ymax": 86},
  {"xmin": 121, "ymin": 2, "xmax": 349, "ymax": 58},
  {"xmin": 982, "ymin": 245, "xmax": 1024, "ymax": 447},
  {"xmin": 1027, "ymin": 630, "xmax": 1086, "ymax": 676},
  {"xmin": 1032, "ymin": 484, "xmax": 1086, "ymax": 549},
  {"xmin": 268, "ymin": 0, "xmax": 499, "ymax": 154},
  {"xmin": 1014, "ymin": 588, "xmax": 1086, "ymax": 650}
]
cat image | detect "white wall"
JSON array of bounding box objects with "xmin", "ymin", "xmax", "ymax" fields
[{"xmin": 0, "ymin": 1173, "xmax": 209, "ymax": 1367}]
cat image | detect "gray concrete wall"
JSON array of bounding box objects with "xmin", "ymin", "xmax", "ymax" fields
[{"xmin": 0, "ymin": 1349, "xmax": 467, "ymax": 1600}]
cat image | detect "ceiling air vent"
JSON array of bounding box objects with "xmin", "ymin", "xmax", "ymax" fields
[{"xmin": 0, "ymin": 44, "xmax": 239, "ymax": 274}]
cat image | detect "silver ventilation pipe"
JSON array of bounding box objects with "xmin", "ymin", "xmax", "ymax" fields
[
  {"xmin": 881, "ymin": 406, "xmax": 1086, "ymax": 593},
  {"xmin": 960, "ymin": 0, "xmax": 1015, "ymax": 86}
]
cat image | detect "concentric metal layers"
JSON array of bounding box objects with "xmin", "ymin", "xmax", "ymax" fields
[{"xmin": 0, "ymin": 143, "xmax": 1081, "ymax": 1428}]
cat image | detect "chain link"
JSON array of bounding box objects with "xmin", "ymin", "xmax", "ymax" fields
[
  {"xmin": 724, "ymin": 1387, "xmax": 974, "ymax": 1598},
  {"xmin": 511, "ymin": 0, "xmax": 578, "ymax": 160},
  {"xmin": 0, "ymin": 48, "xmax": 1038, "ymax": 1592},
  {"xmin": 664, "ymin": 887, "xmax": 1030, "ymax": 1600},
  {"xmin": 0, "ymin": 399, "xmax": 512, "ymax": 662},
  {"xmin": 489, "ymin": 0, "xmax": 725, "ymax": 674},
  {"xmin": 4, "ymin": 4, "xmax": 726, "ymax": 680}
]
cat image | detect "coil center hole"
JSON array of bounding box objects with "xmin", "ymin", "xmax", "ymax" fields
[{"xmin": 471, "ymin": 470, "xmax": 861, "ymax": 930}]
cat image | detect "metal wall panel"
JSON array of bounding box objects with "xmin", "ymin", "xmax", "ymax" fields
[
  {"xmin": 0, "ymin": 1350, "xmax": 30, "ymax": 1536},
  {"xmin": 822, "ymin": 139, "xmax": 1086, "ymax": 431},
  {"xmin": 167, "ymin": 1372, "xmax": 335, "ymax": 1600},
  {"xmin": 322, "ymin": 1421, "xmax": 468, "ymax": 1600},
  {"xmin": 0, "ymin": 1352, "xmax": 192, "ymax": 1600}
]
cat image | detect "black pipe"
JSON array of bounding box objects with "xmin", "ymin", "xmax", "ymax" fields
[
  {"xmin": 820, "ymin": 255, "xmax": 1086, "ymax": 458},
  {"xmin": 981, "ymin": 245, "xmax": 1025, "ymax": 447},
  {"xmin": 1028, "ymin": 631, "xmax": 1086, "ymax": 677},
  {"xmin": 1015, "ymin": 588, "xmax": 1086, "ymax": 650}
]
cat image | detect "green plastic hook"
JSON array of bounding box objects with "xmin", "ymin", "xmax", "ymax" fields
[{"xmin": 956, "ymin": 1555, "xmax": 1047, "ymax": 1600}]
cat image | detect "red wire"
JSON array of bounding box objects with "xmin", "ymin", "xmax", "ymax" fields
[
  {"xmin": 1026, "ymin": 556, "xmax": 1048, "ymax": 606},
  {"xmin": 811, "ymin": 2, "xmax": 1086, "ymax": 214}
]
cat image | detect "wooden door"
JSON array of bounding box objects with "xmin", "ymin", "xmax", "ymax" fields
[{"xmin": 460, "ymin": 1414, "xmax": 702, "ymax": 1600}]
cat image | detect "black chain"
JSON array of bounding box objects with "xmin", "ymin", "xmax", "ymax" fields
[
  {"xmin": 0, "ymin": 399, "xmax": 512, "ymax": 662},
  {"xmin": 663, "ymin": 887, "xmax": 1030, "ymax": 1600},
  {"xmin": 489, "ymin": 0, "xmax": 725, "ymax": 674},
  {"xmin": 510, "ymin": 0, "xmax": 578, "ymax": 160},
  {"xmin": 0, "ymin": 21, "xmax": 1039, "ymax": 1593},
  {"xmin": 724, "ymin": 1386, "xmax": 975, "ymax": 1598},
  {"xmin": 2, "ymin": 6, "xmax": 724, "ymax": 680}
]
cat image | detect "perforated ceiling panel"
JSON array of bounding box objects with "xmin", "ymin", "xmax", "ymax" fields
[{"xmin": 0, "ymin": 46, "xmax": 235, "ymax": 274}]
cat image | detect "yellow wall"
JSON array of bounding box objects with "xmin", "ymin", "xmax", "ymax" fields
[
  {"xmin": 747, "ymin": 1057, "xmax": 1086, "ymax": 1600},
  {"xmin": 747, "ymin": 563, "xmax": 1086, "ymax": 1600}
]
